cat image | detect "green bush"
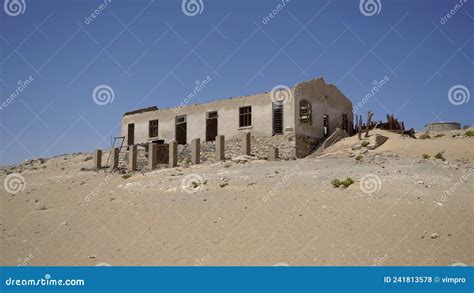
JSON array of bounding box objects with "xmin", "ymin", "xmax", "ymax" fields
[
  {"xmin": 434, "ymin": 134, "xmax": 445, "ymax": 138},
  {"xmin": 191, "ymin": 181, "xmax": 201, "ymax": 189},
  {"xmin": 465, "ymin": 130, "xmax": 474, "ymax": 137},
  {"xmin": 361, "ymin": 140, "xmax": 370, "ymax": 147},
  {"xmin": 422, "ymin": 154, "xmax": 430, "ymax": 159},
  {"xmin": 355, "ymin": 155, "xmax": 363, "ymax": 161},
  {"xmin": 331, "ymin": 178, "xmax": 354, "ymax": 188},
  {"xmin": 331, "ymin": 179, "xmax": 342, "ymax": 188},
  {"xmin": 434, "ymin": 152, "xmax": 445, "ymax": 161},
  {"xmin": 342, "ymin": 177, "xmax": 354, "ymax": 188}
]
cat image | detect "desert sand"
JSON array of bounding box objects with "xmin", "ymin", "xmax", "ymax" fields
[{"xmin": 1, "ymin": 129, "xmax": 473, "ymax": 266}]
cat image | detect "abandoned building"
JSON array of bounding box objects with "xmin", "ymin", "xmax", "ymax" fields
[{"xmin": 120, "ymin": 77, "xmax": 353, "ymax": 159}]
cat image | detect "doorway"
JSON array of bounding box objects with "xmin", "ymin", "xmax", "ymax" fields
[
  {"xmin": 323, "ymin": 115, "xmax": 329, "ymax": 137},
  {"xmin": 272, "ymin": 102, "xmax": 283, "ymax": 135},
  {"xmin": 206, "ymin": 111, "xmax": 218, "ymax": 141},
  {"xmin": 127, "ymin": 123, "xmax": 135, "ymax": 145},
  {"xmin": 175, "ymin": 115, "xmax": 187, "ymax": 145}
]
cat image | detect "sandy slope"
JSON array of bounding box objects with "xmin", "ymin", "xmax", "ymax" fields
[{"xmin": 1, "ymin": 130, "xmax": 473, "ymax": 266}]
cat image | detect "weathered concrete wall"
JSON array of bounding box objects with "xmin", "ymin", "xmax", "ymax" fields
[
  {"xmin": 293, "ymin": 78, "xmax": 353, "ymax": 157},
  {"xmin": 425, "ymin": 122, "xmax": 461, "ymax": 132},
  {"xmin": 121, "ymin": 90, "xmax": 295, "ymax": 145},
  {"xmin": 120, "ymin": 77, "xmax": 352, "ymax": 159}
]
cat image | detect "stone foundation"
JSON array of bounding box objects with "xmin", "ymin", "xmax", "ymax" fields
[
  {"xmin": 295, "ymin": 134, "xmax": 320, "ymax": 158},
  {"xmin": 116, "ymin": 134, "xmax": 297, "ymax": 171}
]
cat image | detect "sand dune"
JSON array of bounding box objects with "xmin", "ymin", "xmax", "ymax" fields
[{"xmin": 1, "ymin": 129, "xmax": 473, "ymax": 266}]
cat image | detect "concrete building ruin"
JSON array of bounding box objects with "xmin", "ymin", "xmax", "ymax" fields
[{"xmin": 120, "ymin": 77, "xmax": 353, "ymax": 159}]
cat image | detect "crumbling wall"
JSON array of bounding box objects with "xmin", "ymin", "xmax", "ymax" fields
[{"xmin": 117, "ymin": 134, "xmax": 296, "ymax": 171}]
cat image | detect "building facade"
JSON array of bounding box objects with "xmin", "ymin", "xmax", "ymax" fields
[{"xmin": 120, "ymin": 77, "xmax": 353, "ymax": 158}]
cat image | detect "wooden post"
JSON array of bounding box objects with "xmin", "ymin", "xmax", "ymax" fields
[
  {"xmin": 216, "ymin": 135, "xmax": 225, "ymax": 161},
  {"xmin": 93, "ymin": 149, "xmax": 102, "ymax": 170},
  {"xmin": 128, "ymin": 145, "xmax": 137, "ymax": 171},
  {"xmin": 358, "ymin": 116, "xmax": 363, "ymax": 140},
  {"xmin": 111, "ymin": 148, "xmax": 119, "ymax": 170},
  {"xmin": 148, "ymin": 143, "xmax": 157, "ymax": 170},
  {"xmin": 169, "ymin": 141, "xmax": 177, "ymax": 168},
  {"xmin": 242, "ymin": 132, "xmax": 251, "ymax": 155},
  {"xmin": 191, "ymin": 138, "xmax": 200, "ymax": 164}
]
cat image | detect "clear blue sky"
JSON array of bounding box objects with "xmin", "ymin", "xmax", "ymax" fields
[{"xmin": 1, "ymin": 0, "xmax": 473, "ymax": 166}]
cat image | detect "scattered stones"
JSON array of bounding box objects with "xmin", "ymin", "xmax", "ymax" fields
[{"xmin": 430, "ymin": 233, "xmax": 440, "ymax": 239}]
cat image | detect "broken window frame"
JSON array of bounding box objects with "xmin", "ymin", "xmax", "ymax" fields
[
  {"xmin": 299, "ymin": 100, "xmax": 312, "ymax": 124},
  {"xmin": 149, "ymin": 119, "xmax": 159, "ymax": 138},
  {"xmin": 239, "ymin": 106, "xmax": 252, "ymax": 127}
]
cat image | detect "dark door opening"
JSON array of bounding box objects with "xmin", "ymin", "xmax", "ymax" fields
[
  {"xmin": 206, "ymin": 111, "xmax": 218, "ymax": 141},
  {"xmin": 342, "ymin": 114, "xmax": 348, "ymax": 132},
  {"xmin": 323, "ymin": 115, "xmax": 329, "ymax": 137},
  {"xmin": 175, "ymin": 115, "xmax": 187, "ymax": 145},
  {"xmin": 127, "ymin": 123, "xmax": 135, "ymax": 145},
  {"xmin": 272, "ymin": 102, "xmax": 283, "ymax": 135}
]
